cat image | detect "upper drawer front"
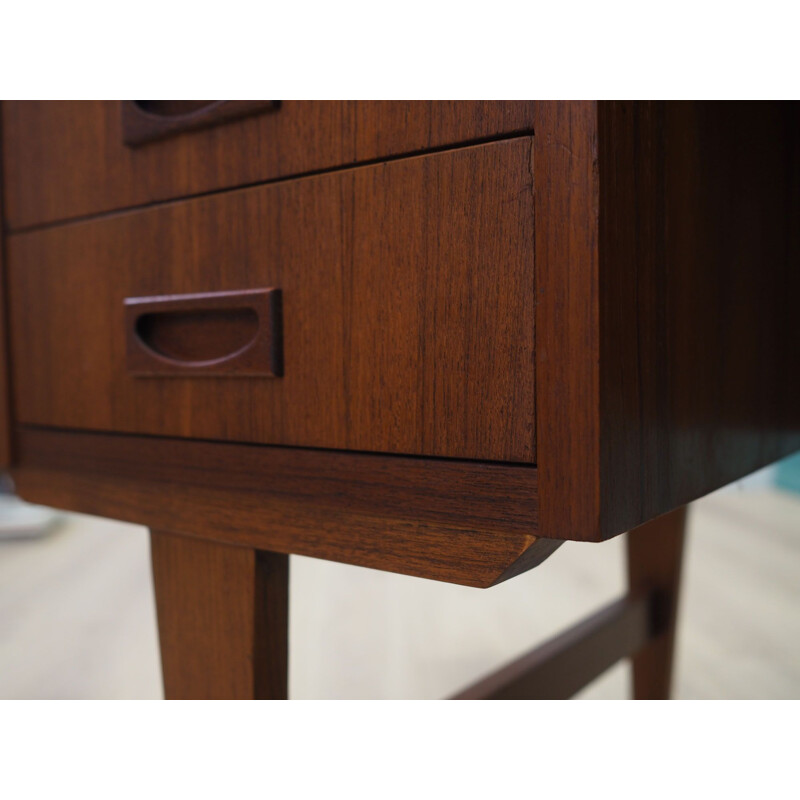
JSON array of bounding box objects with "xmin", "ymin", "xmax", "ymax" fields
[
  {"xmin": 1, "ymin": 100, "xmax": 537, "ymax": 231},
  {"xmin": 8, "ymin": 138, "xmax": 535, "ymax": 463}
]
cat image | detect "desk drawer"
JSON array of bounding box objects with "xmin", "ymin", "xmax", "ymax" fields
[
  {"xmin": 2, "ymin": 101, "xmax": 537, "ymax": 231},
  {"xmin": 8, "ymin": 138, "xmax": 536, "ymax": 463}
]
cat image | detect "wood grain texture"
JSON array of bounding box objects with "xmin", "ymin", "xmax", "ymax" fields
[
  {"xmin": 2, "ymin": 101, "xmax": 537, "ymax": 231},
  {"xmin": 533, "ymin": 101, "xmax": 601, "ymax": 541},
  {"xmin": 535, "ymin": 101, "xmax": 800, "ymax": 542},
  {"xmin": 627, "ymin": 507, "xmax": 686, "ymax": 699},
  {"xmin": 451, "ymin": 594, "xmax": 651, "ymax": 699},
  {"xmin": 7, "ymin": 138, "xmax": 535, "ymax": 463},
  {"xmin": 151, "ymin": 531, "xmax": 288, "ymax": 699},
  {"xmin": 12, "ymin": 427, "xmax": 555, "ymax": 588},
  {"xmin": 597, "ymin": 101, "xmax": 800, "ymax": 538},
  {"xmin": 5, "ymin": 101, "xmax": 798, "ymax": 552}
]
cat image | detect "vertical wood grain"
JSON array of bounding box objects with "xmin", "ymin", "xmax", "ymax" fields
[
  {"xmin": 8, "ymin": 139, "xmax": 535, "ymax": 463},
  {"xmin": 536, "ymin": 101, "xmax": 800, "ymax": 543},
  {"xmin": 150, "ymin": 531, "xmax": 288, "ymax": 700},
  {"xmin": 5, "ymin": 101, "xmax": 799, "ymax": 552},
  {"xmin": 2, "ymin": 101, "xmax": 539, "ymax": 231},
  {"xmin": 598, "ymin": 101, "xmax": 800, "ymax": 539},
  {"xmin": 627, "ymin": 506, "xmax": 687, "ymax": 699},
  {"xmin": 533, "ymin": 101, "xmax": 601, "ymax": 541}
]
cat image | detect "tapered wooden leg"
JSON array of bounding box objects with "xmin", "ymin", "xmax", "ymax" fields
[
  {"xmin": 627, "ymin": 507, "xmax": 687, "ymax": 699},
  {"xmin": 150, "ymin": 531, "xmax": 289, "ymax": 700}
]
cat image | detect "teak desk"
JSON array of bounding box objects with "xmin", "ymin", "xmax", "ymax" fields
[{"xmin": 1, "ymin": 101, "xmax": 797, "ymax": 699}]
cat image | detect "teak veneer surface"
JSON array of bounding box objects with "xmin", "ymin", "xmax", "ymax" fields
[
  {"xmin": 596, "ymin": 101, "xmax": 800, "ymax": 536},
  {"xmin": 1, "ymin": 100, "xmax": 538, "ymax": 231},
  {"xmin": 535, "ymin": 101, "xmax": 800, "ymax": 541},
  {"xmin": 7, "ymin": 138, "xmax": 536, "ymax": 463},
  {"xmin": 13, "ymin": 427, "xmax": 555, "ymax": 588},
  {"xmin": 3, "ymin": 101, "xmax": 798, "ymax": 556}
]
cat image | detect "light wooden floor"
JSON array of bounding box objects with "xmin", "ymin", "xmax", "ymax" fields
[{"xmin": 1, "ymin": 488, "xmax": 798, "ymax": 699}]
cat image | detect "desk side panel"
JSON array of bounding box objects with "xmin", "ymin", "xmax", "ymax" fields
[{"xmin": 598, "ymin": 101, "xmax": 800, "ymax": 537}]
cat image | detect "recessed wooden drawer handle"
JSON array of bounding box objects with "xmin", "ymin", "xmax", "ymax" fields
[
  {"xmin": 124, "ymin": 289, "xmax": 282, "ymax": 377},
  {"xmin": 121, "ymin": 101, "xmax": 279, "ymax": 146}
]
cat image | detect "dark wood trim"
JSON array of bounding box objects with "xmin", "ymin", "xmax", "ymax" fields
[
  {"xmin": 627, "ymin": 506, "xmax": 687, "ymax": 699},
  {"xmin": 596, "ymin": 101, "xmax": 800, "ymax": 538},
  {"xmin": 151, "ymin": 531, "xmax": 288, "ymax": 699},
  {"xmin": 535, "ymin": 101, "xmax": 800, "ymax": 543},
  {"xmin": 12, "ymin": 426, "xmax": 551, "ymax": 588},
  {"xmin": 533, "ymin": 101, "xmax": 602, "ymax": 543},
  {"xmin": 451, "ymin": 593, "xmax": 651, "ymax": 700}
]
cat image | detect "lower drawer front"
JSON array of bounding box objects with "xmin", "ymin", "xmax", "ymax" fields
[{"xmin": 8, "ymin": 137, "xmax": 535, "ymax": 463}]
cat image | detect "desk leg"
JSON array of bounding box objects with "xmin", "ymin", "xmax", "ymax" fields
[
  {"xmin": 150, "ymin": 531, "xmax": 289, "ymax": 700},
  {"xmin": 627, "ymin": 507, "xmax": 687, "ymax": 699}
]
